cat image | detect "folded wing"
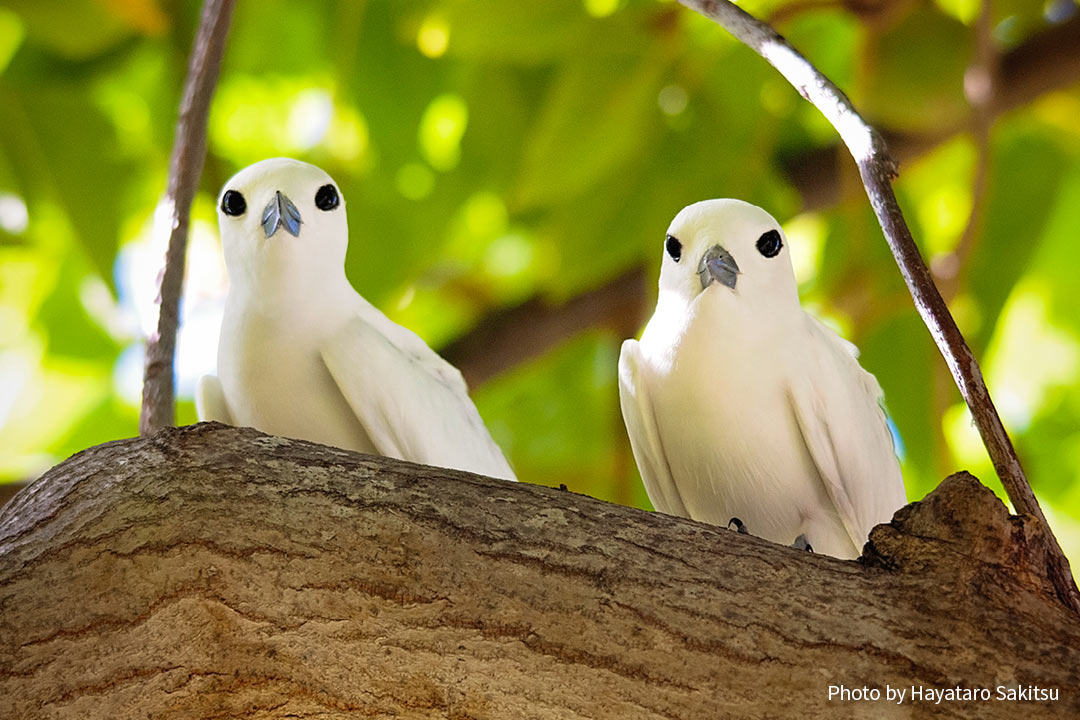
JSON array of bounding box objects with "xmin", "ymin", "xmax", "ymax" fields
[
  {"xmin": 618, "ymin": 339, "xmax": 688, "ymax": 516},
  {"xmin": 788, "ymin": 317, "xmax": 907, "ymax": 550},
  {"xmin": 196, "ymin": 374, "xmax": 234, "ymax": 424},
  {"xmin": 321, "ymin": 314, "xmax": 516, "ymax": 480}
]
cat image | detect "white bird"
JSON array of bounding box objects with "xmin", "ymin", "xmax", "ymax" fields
[
  {"xmin": 196, "ymin": 157, "xmax": 515, "ymax": 480},
  {"xmin": 619, "ymin": 199, "xmax": 906, "ymax": 558}
]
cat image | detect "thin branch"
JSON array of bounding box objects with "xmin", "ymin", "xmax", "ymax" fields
[
  {"xmin": 676, "ymin": 0, "xmax": 1080, "ymax": 614},
  {"xmin": 140, "ymin": 0, "xmax": 236, "ymax": 435}
]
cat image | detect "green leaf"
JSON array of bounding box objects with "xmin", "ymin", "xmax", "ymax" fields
[
  {"xmin": 512, "ymin": 49, "xmax": 667, "ymax": 210},
  {"xmin": 440, "ymin": 0, "xmax": 656, "ymax": 65},
  {"xmin": 473, "ymin": 331, "xmax": 642, "ymax": 506},
  {"xmin": 0, "ymin": 66, "xmax": 136, "ymax": 287},
  {"xmin": 864, "ymin": 7, "xmax": 971, "ymax": 131},
  {"xmin": 965, "ymin": 128, "xmax": 1068, "ymax": 356},
  {"xmin": 35, "ymin": 253, "xmax": 121, "ymax": 360},
  {"xmin": 860, "ymin": 311, "xmax": 939, "ymax": 499},
  {"xmin": 2, "ymin": 0, "xmax": 153, "ymax": 59}
]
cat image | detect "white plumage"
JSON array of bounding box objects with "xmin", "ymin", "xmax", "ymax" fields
[
  {"xmin": 619, "ymin": 199, "xmax": 906, "ymax": 558},
  {"xmin": 196, "ymin": 158, "xmax": 515, "ymax": 480}
]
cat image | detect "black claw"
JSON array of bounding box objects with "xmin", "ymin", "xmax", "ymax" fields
[{"xmin": 728, "ymin": 517, "xmax": 748, "ymax": 534}]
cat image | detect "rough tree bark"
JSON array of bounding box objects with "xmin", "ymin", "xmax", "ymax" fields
[{"xmin": 1, "ymin": 424, "xmax": 1076, "ymax": 718}]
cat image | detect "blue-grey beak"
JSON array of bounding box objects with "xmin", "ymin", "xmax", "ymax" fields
[
  {"xmin": 698, "ymin": 244, "xmax": 740, "ymax": 290},
  {"xmin": 261, "ymin": 191, "xmax": 302, "ymax": 238}
]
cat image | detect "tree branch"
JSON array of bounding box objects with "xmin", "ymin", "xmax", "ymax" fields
[
  {"xmin": 677, "ymin": 0, "xmax": 1080, "ymax": 615},
  {"xmin": 443, "ymin": 266, "xmax": 646, "ymax": 386},
  {"xmin": 139, "ymin": 0, "xmax": 236, "ymax": 435},
  {"xmin": 1, "ymin": 424, "xmax": 1076, "ymax": 716}
]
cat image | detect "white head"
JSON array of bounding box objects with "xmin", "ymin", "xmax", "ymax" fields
[
  {"xmin": 217, "ymin": 158, "xmax": 349, "ymax": 299},
  {"xmin": 658, "ymin": 199, "xmax": 799, "ymax": 312}
]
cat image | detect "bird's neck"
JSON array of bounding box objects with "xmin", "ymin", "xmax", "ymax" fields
[
  {"xmin": 644, "ymin": 287, "xmax": 806, "ymax": 355},
  {"xmin": 225, "ymin": 264, "xmax": 355, "ymax": 321}
]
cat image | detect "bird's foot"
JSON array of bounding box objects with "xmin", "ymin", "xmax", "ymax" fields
[
  {"xmin": 792, "ymin": 534, "xmax": 814, "ymax": 553},
  {"xmin": 727, "ymin": 517, "xmax": 749, "ymax": 535}
]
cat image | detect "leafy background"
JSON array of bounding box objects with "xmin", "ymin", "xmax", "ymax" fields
[{"xmin": 1, "ymin": 0, "xmax": 1079, "ymax": 566}]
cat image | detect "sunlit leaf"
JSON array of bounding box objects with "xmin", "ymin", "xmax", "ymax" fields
[
  {"xmin": 864, "ymin": 7, "xmax": 971, "ymax": 131},
  {"xmin": 2, "ymin": 0, "xmax": 151, "ymax": 59},
  {"xmin": 965, "ymin": 127, "xmax": 1067, "ymax": 356},
  {"xmin": 512, "ymin": 48, "xmax": 667, "ymax": 210},
  {"xmin": 440, "ymin": 0, "xmax": 657, "ymax": 65},
  {"xmin": 0, "ymin": 60, "xmax": 137, "ymax": 286}
]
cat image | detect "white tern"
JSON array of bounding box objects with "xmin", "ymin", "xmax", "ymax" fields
[
  {"xmin": 196, "ymin": 157, "xmax": 515, "ymax": 480},
  {"xmin": 619, "ymin": 199, "xmax": 906, "ymax": 558}
]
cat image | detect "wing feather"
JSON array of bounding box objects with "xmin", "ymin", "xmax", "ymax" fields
[
  {"xmin": 618, "ymin": 340, "xmax": 688, "ymax": 516},
  {"xmin": 320, "ymin": 314, "xmax": 515, "ymax": 480},
  {"xmin": 788, "ymin": 317, "xmax": 907, "ymax": 550},
  {"xmin": 196, "ymin": 374, "xmax": 234, "ymax": 424}
]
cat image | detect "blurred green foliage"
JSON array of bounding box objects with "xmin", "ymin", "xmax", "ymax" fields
[{"xmin": 1, "ymin": 0, "xmax": 1079, "ymax": 563}]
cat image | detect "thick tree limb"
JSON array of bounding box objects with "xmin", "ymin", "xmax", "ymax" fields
[
  {"xmin": 139, "ymin": 0, "xmax": 236, "ymax": 436},
  {"xmin": 676, "ymin": 0, "xmax": 1080, "ymax": 615},
  {"xmin": 0, "ymin": 424, "xmax": 1076, "ymax": 717}
]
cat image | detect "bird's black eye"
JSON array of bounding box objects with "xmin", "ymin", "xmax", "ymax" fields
[
  {"xmin": 665, "ymin": 234, "xmax": 682, "ymax": 262},
  {"xmin": 315, "ymin": 184, "xmax": 340, "ymax": 211},
  {"xmin": 220, "ymin": 190, "xmax": 246, "ymax": 216},
  {"xmin": 756, "ymin": 229, "xmax": 783, "ymax": 258}
]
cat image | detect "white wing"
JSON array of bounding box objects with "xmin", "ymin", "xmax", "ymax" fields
[
  {"xmin": 196, "ymin": 374, "xmax": 234, "ymax": 424},
  {"xmin": 788, "ymin": 316, "xmax": 907, "ymax": 550},
  {"xmin": 618, "ymin": 339, "xmax": 688, "ymax": 516},
  {"xmin": 320, "ymin": 314, "xmax": 516, "ymax": 480}
]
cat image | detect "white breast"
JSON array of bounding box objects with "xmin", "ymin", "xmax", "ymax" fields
[
  {"xmin": 640, "ymin": 289, "xmax": 855, "ymax": 555},
  {"xmin": 217, "ymin": 303, "xmax": 377, "ymax": 454}
]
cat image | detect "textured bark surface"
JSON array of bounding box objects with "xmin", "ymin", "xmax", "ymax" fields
[{"xmin": 0, "ymin": 424, "xmax": 1076, "ymax": 719}]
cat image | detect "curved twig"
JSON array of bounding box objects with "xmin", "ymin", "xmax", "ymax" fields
[
  {"xmin": 677, "ymin": 0, "xmax": 1080, "ymax": 614},
  {"xmin": 140, "ymin": 0, "xmax": 236, "ymax": 435}
]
